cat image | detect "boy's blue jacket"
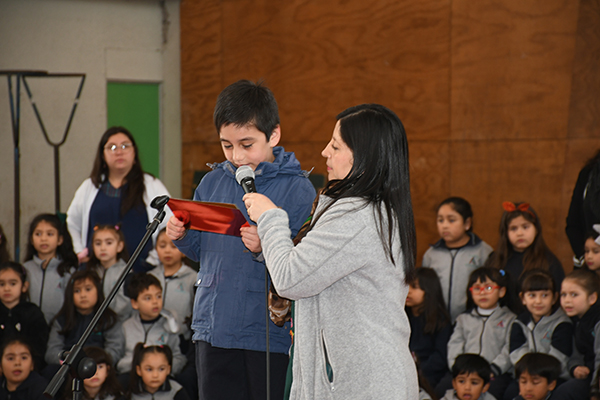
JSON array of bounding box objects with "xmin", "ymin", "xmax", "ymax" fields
[{"xmin": 174, "ymin": 147, "xmax": 316, "ymax": 353}]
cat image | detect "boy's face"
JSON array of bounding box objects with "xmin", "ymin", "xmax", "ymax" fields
[
  {"xmin": 219, "ymin": 123, "xmax": 280, "ymax": 171},
  {"xmin": 518, "ymin": 371, "xmax": 555, "ymax": 400},
  {"xmin": 452, "ymin": 372, "xmax": 489, "ymax": 400},
  {"xmin": 132, "ymin": 284, "xmax": 163, "ymax": 320}
]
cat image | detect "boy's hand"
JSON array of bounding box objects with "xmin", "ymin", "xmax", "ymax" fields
[
  {"xmin": 573, "ymin": 366, "xmax": 590, "ymax": 379},
  {"xmin": 243, "ymin": 193, "xmax": 277, "ymax": 222},
  {"xmin": 240, "ymin": 226, "xmax": 262, "ymax": 253},
  {"xmin": 166, "ymin": 215, "xmax": 187, "ymax": 241}
]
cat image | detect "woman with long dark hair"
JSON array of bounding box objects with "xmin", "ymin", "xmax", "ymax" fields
[
  {"xmin": 243, "ymin": 104, "xmax": 418, "ymax": 399},
  {"xmin": 66, "ymin": 127, "xmax": 170, "ymax": 272}
]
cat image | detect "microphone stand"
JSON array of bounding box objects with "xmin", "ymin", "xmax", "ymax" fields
[{"xmin": 43, "ymin": 195, "xmax": 170, "ymax": 399}]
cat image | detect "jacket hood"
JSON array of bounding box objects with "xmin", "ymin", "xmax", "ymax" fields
[{"xmin": 208, "ymin": 146, "xmax": 310, "ymax": 180}]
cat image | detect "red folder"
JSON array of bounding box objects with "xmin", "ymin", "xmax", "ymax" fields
[{"xmin": 167, "ymin": 198, "xmax": 250, "ymax": 237}]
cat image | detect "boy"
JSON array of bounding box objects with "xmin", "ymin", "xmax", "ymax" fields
[
  {"xmin": 442, "ymin": 354, "xmax": 495, "ymax": 400},
  {"xmin": 515, "ymin": 353, "xmax": 560, "ymax": 400},
  {"xmin": 167, "ymin": 80, "xmax": 316, "ymax": 399},
  {"xmin": 116, "ymin": 273, "xmax": 186, "ymax": 375}
]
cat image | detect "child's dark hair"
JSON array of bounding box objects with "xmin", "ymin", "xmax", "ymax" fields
[
  {"xmin": 564, "ymin": 268, "xmax": 600, "ymax": 296},
  {"xmin": 409, "ymin": 267, "xmax": 450, "ymax": 334},
  {"xmin": 486, "ymin": 202, "xmax": 551, "ymax": 274},
  {"xmin": 127, "ymin": 273, "xmax": 162, "ymax": 300},
  {"xmin": 451, "ymin": 354, "xmax": 492, "ymax": 385},
  {"xmin": 520, "ymin": 268, "xmax": 556, "ymax": 293},
  {"xmin": 438, "ymin": 197, "xmax": 473, "ymax": 232},
  {"xmin": 0, "ymin": 262, "xmax": 28, "ymax": 303},
  {"xmin": 86, "ymin": 224, "xmax": 130, "ymax": 271},
  {"xmin": 0, "ymin": 224, "xmax": 10, "ymax": 263},
  {"xmin": 213, "ymin": 79, "xmax": 280, "ymax": 140},
  {"xmin": 55, "ymin": 270, "xmax": 117, "ymax": 335},
  {"xmin": 24, "ymin": 213, "xmax": 77, "ymax": 277},
  {"xmin": 466, "ymin": 266, "xmax": 519, "ymax": 312},
  {"xmin": 129, "ymin": 343, "xmax": 173, "ymax": 395},
  {"xmin": 515, "ymin": 353, "xmax": 560, "ymax": 383},
  {"xmin": 66, "ymin": 346, "xmax": 123, "ymax": 400}
]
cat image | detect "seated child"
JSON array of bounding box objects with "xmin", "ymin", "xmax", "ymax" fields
[
  {"xmin": 514, "ymin": 353, "xmax": 560, "ymax": 400},
  {"xmin": 64, "ymin": 346, "xmax": 124, "ymax": 400},
  {"xmin": 442, "ymin": 353, "xmax": 494, "ymax": 400},
  {"xmin": 0, "ymin": 338, "xmax": 48, "ymax": 400},
  {"xmin": 148, "ymin": 228, "xmax": 196, "ymax": 341},
  {"xmin": 116, "ymin": 273, "xmax": 186, "ymax": 375},
  {"xmin": 128, "ymin": 343, "xmax": 191, "ymax": 400}
]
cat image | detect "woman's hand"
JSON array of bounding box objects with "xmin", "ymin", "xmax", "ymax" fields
[
  {"xmin": 243, "ymin": 193, "xmax": 277, "ymax": 223},
  {"xmin": 240, "ymin": 225, "xmax": 262, "ymax": 253},
  {"xmin": 166, "ymin": 215, "xmax": 187, "ymax": 241}
]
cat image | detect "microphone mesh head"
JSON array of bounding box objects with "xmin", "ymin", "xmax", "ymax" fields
[{"xmin": 235, "ymin": 165, "xmax": 255, "ymax": 185}]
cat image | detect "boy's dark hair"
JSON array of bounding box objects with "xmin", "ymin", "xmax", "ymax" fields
[
  {"xmin": 127, "ymin": 273, "xmax": 162, "ymax": 300},
  {"xmin": 515, "ymin": 353, "xmax": 560, "ymax": 383},
  {"xmin": 438, "ymin": 197, "xmax": 474, "ymax": 232},
  {"xmin": 213, "ymin": 79, "xmax": 280, "ymax": 139},
  {"xmin": 452, "ymin": 354, "xmax": 492, "ymax": 385}
]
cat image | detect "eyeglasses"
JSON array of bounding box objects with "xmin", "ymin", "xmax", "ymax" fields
[
  {"xmin": 469, "ymin": 285, "xmax": 499, "ymax": 294},
  {"xmin": 104, "ymin": 143, "xmax": 133, "ymax": 153}
]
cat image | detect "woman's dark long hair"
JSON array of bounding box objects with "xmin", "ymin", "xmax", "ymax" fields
[
  {"xmin": 409, "ymin": 267, "xmax": 450, "ymax": 334},
  {"xmin": 90, "ymin": 126, "xmax": 147, "ymax": 216},
  {"xmin": 310, "ymin": 104, "xmax": 416, "ymax": 282},
  {"xmin": 54, "ymin": 269, "xmax": 117, "ymax": 335},
  {"xmin": 24, "ymin": 213, "xmax": 77, "ymax": 277}
]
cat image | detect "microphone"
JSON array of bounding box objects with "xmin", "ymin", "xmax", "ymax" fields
[{"xmin": 235, "ymin": 165, "xmax": 257, "ymax": 194}]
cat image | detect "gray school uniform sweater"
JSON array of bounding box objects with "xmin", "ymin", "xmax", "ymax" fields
[
  {"xmin": 448, "ymin": 306, "xmax": 516, "ymax": 376},
  {"xmin": 116, "ymin": 309, "xmax": 186, "ymax": 375},
  {"xmin": 422, "ymin": 234, "xmax": 493, "ymax": 322},
  {"xmin": 148, "ymin": 263, "xmax": 196, "ymax": 339},
  {"xmin": 257, "ymin": 196, "xmax": 419, "ymax": 400},
  {"xmin": 509, "ymin": 307, "xmax": 573, "ymax": 380},
  {"xmin": 23, "ymin": 256, "xmax": 73, "ymax": 324},
  {"xmin": 93, "ymin": 259, "xmax": 133, "ymax": 322}
]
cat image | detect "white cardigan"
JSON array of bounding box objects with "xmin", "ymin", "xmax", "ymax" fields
[{"xmin": 66, "ymin": 174, "xmax": 172, "ymax": 255}]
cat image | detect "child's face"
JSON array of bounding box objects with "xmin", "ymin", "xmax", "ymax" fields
[
  {"xmin": 132, "ymin": 285, "xmax": 163, "ymax": 320},
  {"xmin": 136, "ymin": 352, "xmax": 171, "ymax": 394},
  {"xmin": 470, "ymin": 278, "xmax": 505, "ymax": 310},
  {"xmin": 561, "ymin": 278, "xmax": 597, "ymax": 318},
  {"xmin": 405, "ymin": 281, "xmax": 425, "ymax": 309},
  {"xmin": 521, "ymin": 290, "xmax": 556, "ymax": 323},
  {"xmin": 1, "ymin": 343, "xmax": 33, "ymax": 390},
  {"xmin": 0, "ymin": 269, "xmax": 27, "ymax": 310},
  {"xmin": 518, "ymin": 371, "xmax": 555, "ymax": 400},
  {"xmin": 93, "ymin": 229, "xmax": 123, "ymax": 268},
  {"xmin": 321, "ymin": 121, "xmax": 354, "ymax": 181},
  {"xmin": 32, "ymin": 220, "xmax": 63, "ymax": 259},
  {"xmin": 436, "ymin": 204, "xmax": 471, "ymax": 248},
  {"xmin": 84, "ymin": 362, "xmax": 108, "ymax": 393},
  {"xmin": 584, "ymin": 238, "xmax": 600, "ymax": 271},
  {"xmin": 452, "ymin": 372, "xmax": 489, "ymax": 400},
  {"xmin": 219, "ymin": 123, "xmax": 280, "ymax": 171},
  {"xmin": 155, "ymin": 233, "xmax": 183, "ymax": 270},
  {"xmin": 73, "ymin": 278, "xmax": 98, "ymax": 315},
  {"xmin": 507, "ymin": 216, "xmax": 537, "ymax": 252}
]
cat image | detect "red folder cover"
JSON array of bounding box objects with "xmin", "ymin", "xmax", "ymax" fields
[{"xmin": 167, "ymin": 198, "xmax": 250, "ymax": 237}]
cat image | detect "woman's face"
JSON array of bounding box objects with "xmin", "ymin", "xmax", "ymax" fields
[
  {"xmin": 103, "ymin": 132, "xmax": 135, "ymax": 176},
  {"xmin": 321, "ymin": 121, "xmax": 354, "ymax": 181}
]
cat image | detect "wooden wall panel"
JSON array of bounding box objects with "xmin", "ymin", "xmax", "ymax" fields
[{"xmin": 181, "ymin": 0, "xmax": 600, "ymax": 268}]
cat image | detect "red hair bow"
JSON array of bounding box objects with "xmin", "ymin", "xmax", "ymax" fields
[{"xmin": 502, "ymin": 202, "xmax": 535, "ymax": 219}]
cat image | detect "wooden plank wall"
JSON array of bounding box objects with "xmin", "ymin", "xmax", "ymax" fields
[{"xmin": 180, "ymin": 0, "xmax": 600, "ymax": 270}]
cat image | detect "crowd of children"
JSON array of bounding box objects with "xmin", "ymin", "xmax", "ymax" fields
[{"xmin": 0, "ymin": 216, "xmax": 196, "ymax": 399}]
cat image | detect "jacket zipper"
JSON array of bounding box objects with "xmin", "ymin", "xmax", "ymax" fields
[{"xmin": 448, "ymin": 249, "xmax": 459, "ymax": 316}]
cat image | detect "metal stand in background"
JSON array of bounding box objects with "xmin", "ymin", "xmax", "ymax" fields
[
  {"xmin": 44, "ymin": 195, "xmax": 169, "ymax": 399},
  {"xmin": 0, "ymin": 70, "xmax": 86, "ymax": 261}
]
